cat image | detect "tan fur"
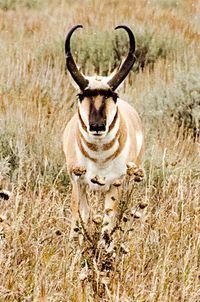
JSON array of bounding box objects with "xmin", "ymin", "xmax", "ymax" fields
[{"xmin": 94, "ymin": 95, "xmax": 103, "ymax": 110}]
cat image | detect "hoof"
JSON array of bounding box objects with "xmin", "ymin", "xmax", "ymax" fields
[
  {"xmin": 72, "ymin": 166, "xmax": 87, "ymax": 177},
  {"xmin": 91, "ymin": 175, "xmax": 106, "ymax": 186}
]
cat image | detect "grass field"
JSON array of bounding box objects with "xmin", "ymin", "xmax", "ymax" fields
[{"xmin": 0, "ymin": 0, "xmax": 200, "ymax": 301}]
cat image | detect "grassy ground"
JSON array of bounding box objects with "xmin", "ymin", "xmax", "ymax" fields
[{"xmin": 0, "ymin": 0, "xmax": 200, "ymax": 301}]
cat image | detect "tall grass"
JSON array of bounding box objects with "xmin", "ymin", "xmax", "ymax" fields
[{"xmin": 0, "ymin": 0, "xmax": 200, "ymax": 301}]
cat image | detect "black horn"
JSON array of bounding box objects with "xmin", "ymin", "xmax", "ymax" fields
[
  {"xmin": 65, "ymin": 25, "xmax": 89, "ymax": 91},
  {"xmin": 107, "ymin": 25, "xmax": 136, "ymax": 91}
]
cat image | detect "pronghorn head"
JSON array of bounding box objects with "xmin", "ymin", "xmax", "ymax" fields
[{"xmin": 65, "ymin": 25, "xmax": 136, "ymax": 137}]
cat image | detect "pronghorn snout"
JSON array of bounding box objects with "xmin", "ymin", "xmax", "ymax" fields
[
  {"xmin": 89, "ymin": 123, "xmax": 106, "ymax": 133},
  {"xmin": 89, "ymin": 103, "xmax": 106, "ymax": 135}
]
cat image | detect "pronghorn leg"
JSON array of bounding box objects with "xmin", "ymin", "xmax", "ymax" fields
[
  {"xmin": 70, "ymin": 181, "xmax": 89, "ymax": 239},
  {"xmin": 101, "ymin": 186, "xmax": 121, "ymax": 239},
  {"xmin": 70, "ymin": 182, "xmax": 80, "ymax": 239}
]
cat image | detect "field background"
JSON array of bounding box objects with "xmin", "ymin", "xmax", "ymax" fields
[{"xmin": 0, "ymin": 0, "xmax": 200, "ymax": 301}]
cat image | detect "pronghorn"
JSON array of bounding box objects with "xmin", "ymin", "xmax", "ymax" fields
[{"xmin": 63, "ymin": 25, "xmax": 144, "ymax": 239}]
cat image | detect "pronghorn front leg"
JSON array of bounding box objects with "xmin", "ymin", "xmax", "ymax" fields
[
  {"xmin": 70, "ymin": 181, "xmax": 89, "ymax": 239},
  {"xmin": 70, "ymin": 166, "xmax": 89, "ymax": 239},
  {"xmin": 101, "ymin": 186, "xmax": 121, "ymax": 239}
]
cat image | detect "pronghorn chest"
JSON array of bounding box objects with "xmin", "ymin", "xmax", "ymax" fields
[{"xmin": 75, "ymin": 134, "xmax": 130, "ymax": 191}]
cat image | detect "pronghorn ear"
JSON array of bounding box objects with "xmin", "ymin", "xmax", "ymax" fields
[
  {"xmin": 110, "ymin": 58, "xmax": 128, "ymax": 90},
  {"xmin": 106, "ymin": 66, "xmax": 120, "ymax": 83},
  {"xmin": 106, "ymin": 63, "xmax": 127, "ymax": 88}
]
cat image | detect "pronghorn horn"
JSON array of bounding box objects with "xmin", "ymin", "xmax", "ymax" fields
[
  {"xmin": 107, "ymin": 25, "xmax": 136, "ymax": 91},
  {"xmin": 65, "ymin": 25, "xmax": 89, "ymax": 91}
]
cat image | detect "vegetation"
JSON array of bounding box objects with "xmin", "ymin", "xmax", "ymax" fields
[{"xmin": 0, "ymin": 0, "xmax": 199, "ymax": 301}]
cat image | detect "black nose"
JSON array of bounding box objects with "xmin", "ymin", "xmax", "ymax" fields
[{"xmin": 89, "ymin": 124, "xmax": 106, "ymax": 132}]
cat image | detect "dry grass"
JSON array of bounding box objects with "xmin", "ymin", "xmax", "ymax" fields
[{"xmin": 0, "ymin": 0, "xmax": 200, "ymax": 301}]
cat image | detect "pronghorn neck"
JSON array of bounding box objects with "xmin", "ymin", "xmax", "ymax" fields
[{"xmin": 77, "ymin": 107, "xmax": 127, "ymax": 164}]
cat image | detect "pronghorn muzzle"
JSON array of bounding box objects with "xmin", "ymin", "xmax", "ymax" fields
[
  {"xmin": 89, "ymin": 104, "xmax": 106, "ymax": 134},
  {"xmin": 89, "ymin": 122, "xmax": 106, "ymax": 135},
  {"xmin": 89, "ymin": 124, "xmax": 106, "ymax": 134},
  {"xmin": 65, "ymin": 25, "xmax": 136, "ymax": 91}
]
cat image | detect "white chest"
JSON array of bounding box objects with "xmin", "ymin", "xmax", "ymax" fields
[{"xmin": 75, "ymin": 136, "xmax": 130, "ymax": 191}]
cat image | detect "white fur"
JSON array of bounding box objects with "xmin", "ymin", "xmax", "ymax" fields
[
  {"xmin": 75, "ymin": 129, "xmax": 130, "ymax": 191},
  {"xmin": 85, "ymin": 76, "xmax": 111, "ymax": 90},
  {"xmin": 79, "ymin": 103, "xmax": 89, "ymax": 128},
  {"xmin": 136, "ymin": 131, "xmax": 143, "ymax": 157}
]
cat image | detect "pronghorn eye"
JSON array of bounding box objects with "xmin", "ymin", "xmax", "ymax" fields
[
  {"xmin": 77, "ymin": 93, "xmax": 84, "ymax": 102},
  {"xmin": 112, "ymin": 93, "xmax": 118, "ymax": 103}
]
